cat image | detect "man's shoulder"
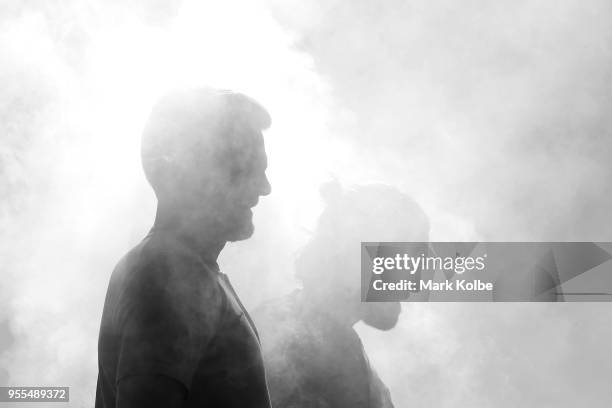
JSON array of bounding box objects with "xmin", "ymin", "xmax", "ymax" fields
[
  {"xmin": 139, "ymin": 231, "xmax": 202, "ymax": 268},
  {"xmin": 119, "ymin": 232, "xmax": 210, "ymax": 279},
  {"xmin": 109, "ymin": 232, "xmax": 221, "ymax": 307},
  {"xmin": 105, "ymin": 232, "xmax": 224, "ymax": 328}
]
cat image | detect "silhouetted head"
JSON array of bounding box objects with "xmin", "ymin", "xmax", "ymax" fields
[
  {"xmin": 296, "ymin": 181, "xmax": 429, "ymax": 330},
  {"xmin": 141, "ymin": 88, "xmax": 271, "ymax": 242}
]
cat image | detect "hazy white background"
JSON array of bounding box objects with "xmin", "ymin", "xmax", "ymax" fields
[{"xmin": 1, "ymin": 0, "xmax": 611, "ymax": 406}]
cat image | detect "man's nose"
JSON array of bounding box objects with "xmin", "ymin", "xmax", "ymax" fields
[{"xmin": 259, "ymin": 174, "xmax": 271, "ymax": 197}]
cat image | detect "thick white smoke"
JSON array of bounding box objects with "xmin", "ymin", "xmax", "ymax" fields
[
  {"xmin": 1, "ymin": 1, "xmax": 611, "ymax": 407},
  {"xmin": 264, "ymin": 1, "xmax": 612, "ymax": 406},
  {"xmin": 0, "ymin": 1, "xmax": 340, "ymax": 405}
]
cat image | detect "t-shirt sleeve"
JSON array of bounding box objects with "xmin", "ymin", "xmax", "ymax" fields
[{"xmin": 115, "ymin": 252, "xmax": 222, "ymax": 390}]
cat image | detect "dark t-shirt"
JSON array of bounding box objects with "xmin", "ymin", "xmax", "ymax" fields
[
  {"xmin": 253, "ymin": 292, "xmax": 394, "ymax": 408},
  {"xmin": 95, "ymin": 229, "xmax": 271, "ymax": 408}
]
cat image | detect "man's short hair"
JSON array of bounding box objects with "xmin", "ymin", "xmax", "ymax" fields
[{"xmin": 141, "ymin": 88, "xmax": 271, "ymax": 194}]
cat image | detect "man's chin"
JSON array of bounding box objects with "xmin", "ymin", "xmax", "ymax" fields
[
  {"xmin": 361, "ymin": 303, "xmax": 401, "ymax": 331},
  {"xmin": 363, "ymin": 315, "xmax": 400, "ymax": 331},
  {"xmin": 227, "ymin": 221, "xmax": 255, "ymax": 242}
]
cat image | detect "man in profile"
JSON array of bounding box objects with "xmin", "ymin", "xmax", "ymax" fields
[
  {"xmin": 254, "ymin": 182, "xmax": 430, "ymax": 408},
  {"xmin": 96, "ymin": 88, "xmax": 273, "ymax": 408}
]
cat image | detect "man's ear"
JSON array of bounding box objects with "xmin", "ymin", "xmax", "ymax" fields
[{"xmin": 148, "ymin": 155, "xmax": 185, "ymax": 194}]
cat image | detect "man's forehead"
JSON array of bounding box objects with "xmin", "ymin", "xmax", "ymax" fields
[{"xmin": 231, "ymin": 125, "xmax": 265, "ymax": 148}]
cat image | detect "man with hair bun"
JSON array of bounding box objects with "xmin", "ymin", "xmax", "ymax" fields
[
  {"xmin": 254, "ymin": 181, "xmax": 430, "ymax": 408},
  {"xmin": 96, "ymin": 88, "xmax": 273, "ymax": 408}
]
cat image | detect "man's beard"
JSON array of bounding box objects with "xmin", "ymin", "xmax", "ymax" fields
[{"xmin": 225, "ymin": 211, "xmax": 255, "ymax": 242}]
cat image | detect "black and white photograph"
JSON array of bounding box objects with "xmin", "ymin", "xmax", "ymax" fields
[{"xmin": 1, "ymin": 1, "xmax": 612, "ymax": 407}]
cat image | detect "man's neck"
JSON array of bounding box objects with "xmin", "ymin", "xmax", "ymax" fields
[
  {"xmin": 298, "ymin": 288, "xmax": 361, "ymax": 328},
  {"xmin": 152, "ymin": 203, "xmax": 226, "ymax": 264}
]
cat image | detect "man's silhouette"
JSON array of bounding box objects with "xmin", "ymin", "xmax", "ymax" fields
[
  {"xmin": 96, "ymin": 89, "xmax": 272, "ymax": 408},
  {"xmin": 254, "ymin": 182, "xmax": 429, "ymax": 408}
]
